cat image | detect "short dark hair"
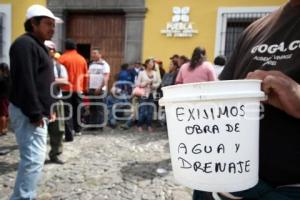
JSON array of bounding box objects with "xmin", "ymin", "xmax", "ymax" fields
[
  {"xmin": 120, "ymin": 63, "xmax": 129, "ymax": 70},
  {"xmin": 24, "ymin": 16, "xmax": 45, "ymax": 32},
  {"xmin": 170, "ymin": 54, "xmax": 179, "ymax": 60},
  {"xmin": 92, "ymin": 47, "xmax": 101, "ymax": 53},
  {"xmin": 65, "ymin": 38, "xmax": 77, "ymax": 50},
  {"xmin": 214, "ymin": 55, "xmax": 227, "ymax": 66},
  {"xmin": 179, "ymin": 55, "xmax": 190, "ymax": 63}
]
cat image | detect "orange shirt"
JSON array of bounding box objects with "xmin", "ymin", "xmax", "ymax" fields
[{"xmin": 58, "ymin": 50, "xmax": 88, "ymax": 92}]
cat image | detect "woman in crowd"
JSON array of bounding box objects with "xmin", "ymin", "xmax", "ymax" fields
[
  {"xmin": 136, "ymin": 59, "xmax": 161, "ymax": 132},
  {"xmin": 176, "ymin": 47, "xmax": 217, "ymax": 84},
  {"xmin": 161, "ymin": 60, "xmax": 180, "ymax": 88}
]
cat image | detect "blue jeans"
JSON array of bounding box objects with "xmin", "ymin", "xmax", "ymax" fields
[
  {"xmin": 137, "ymin": 95, "xmax": 154, "ymax": 127},
  {"xmin": 9, "ymin": 104, "xmax": 48, "ymax": 200}
]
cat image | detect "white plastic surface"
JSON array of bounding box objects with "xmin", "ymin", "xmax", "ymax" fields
[{"xmin": 159, "ymin": 80, "xmax": 264, "ymax": 192}]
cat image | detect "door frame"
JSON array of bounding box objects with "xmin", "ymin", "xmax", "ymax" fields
[{"xmin": 48, "ymin": 0, "xmax": 146, "ymax": 64}]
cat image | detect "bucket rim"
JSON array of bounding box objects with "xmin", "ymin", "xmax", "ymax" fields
[
  {"xmin": 159, "ymin": 91, "xmax": 266, "ymax": 105},
  {"xmin": 161, "ymin": 79, "xmax": 262, "ymax": 90}
]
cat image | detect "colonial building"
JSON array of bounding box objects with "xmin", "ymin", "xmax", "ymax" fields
[{"xmin": 1, "ymin": 0, "xmax": 285, "ymax": 81}]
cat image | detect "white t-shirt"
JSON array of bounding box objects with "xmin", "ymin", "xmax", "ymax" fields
[
  {"xmin": 53, "ymin": 60, "xmax": 68, "ymax": 98},
  {"xmin": 214, "ymin": 65, "xmax": 224, "ymax": 78},
  {"xmin": 88, "ymin": 59, "xmax": 110, "ymax": 89}
]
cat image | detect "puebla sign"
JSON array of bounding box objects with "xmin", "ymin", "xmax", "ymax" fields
[{"xmin": 161, "ymin": 6, "xmax": 198, "ymax": 38}]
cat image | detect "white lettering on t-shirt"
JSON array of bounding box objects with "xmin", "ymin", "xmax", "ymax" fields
[
  {"xmin": 251, "ymin": 40, "xmax": 299, "ymax": 67},
  {"xmin": 251, "ymin": 40, "xmax": 300, "ymax": 54}
]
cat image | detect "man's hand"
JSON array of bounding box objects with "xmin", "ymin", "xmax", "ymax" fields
[
  {"xmin": 95, "ymin": 88, "xmax": 102, "ymax": 96},
  {"xmin": 49, "ymin": 113, "xmax": 56, "ymax": 123},
  {"xmin": 247, "ymin": 70, "xmax": 300, "ymax": 118}
]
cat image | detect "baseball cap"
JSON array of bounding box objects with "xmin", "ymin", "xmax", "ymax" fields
[
  {"xmin": 26, "ymin": 4, "xmax": 63, "ymax": 23},
  {"xmin": 44, "ymin": 40, "xmax": 56, "ymax": 50}
]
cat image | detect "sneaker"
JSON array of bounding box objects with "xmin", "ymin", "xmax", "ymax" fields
[
  {"xmin": 137, "ymin": 127, "xmax": 143, "ymax": 132},
  {"xmin": 74, "ymin": 131, "xmax": 82, "ymax": 136},
  {"xmin": 120, "ymin": 124, "xmax": 130, "ymax": 130},
  {"xmin": 148, "ymin": 126, "xmax": 153, "ymax": 132}
]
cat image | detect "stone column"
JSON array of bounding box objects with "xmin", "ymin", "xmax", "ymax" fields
[{"xmin": 124, "ymin": 9, "xmax": 146, "ymax": 64}]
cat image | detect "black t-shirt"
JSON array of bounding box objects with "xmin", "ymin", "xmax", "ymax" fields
[
  {"xmin": 219, "ymin": 2, "xmax": 300, "ymax": 186},
  {"xmin": 9, "ymin": 33, "xmax": 55, "ymax": 122}
]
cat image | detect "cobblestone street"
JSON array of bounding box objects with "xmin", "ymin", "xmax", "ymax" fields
[{"xmin": 0, "ymin": 126, "xmax": 192, "ymax": 200}]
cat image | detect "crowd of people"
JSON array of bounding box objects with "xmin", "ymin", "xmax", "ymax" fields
[{"xmin": 1, "ymin": 1, "xmax": 300, "ymax": 199}]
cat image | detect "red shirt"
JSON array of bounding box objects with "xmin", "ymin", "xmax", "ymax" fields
[{"xmin": 59, "ymin": 50, "xmax": 88, "ymax": 92}]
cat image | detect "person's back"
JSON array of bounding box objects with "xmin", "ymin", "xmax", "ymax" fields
[
  {"xmin": 117, "ymin": 63, "xmax": 133, "ymax": 95},
  {"xmin": 176, "ymin": 47, "xmax": 217, "ymax": 84},
  {"xmin": 118, "ymin": 69, "xmax": 131, "ymax": 82},
  {"xmin": 59, "ymin": 39, "xmax": 87, "ymax": 92},
  {"xmin": 58, "ymin": 39, "xmax": 87, "ymax": 139},
  {"xmin": 176, "ymin": 61, "xmax": 216, "ymax": 84}
]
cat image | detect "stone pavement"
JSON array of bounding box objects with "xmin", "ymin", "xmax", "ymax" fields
[{"xmin": 0, "ymin": 126, "xmax": 192, "ymax": 200}]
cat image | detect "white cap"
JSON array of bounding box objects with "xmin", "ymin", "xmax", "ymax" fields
[
  {"xmin": 26, "ymin": 4, "xmax": 63, "ymax": 23},
  {"xmin": 44, "ymin": 40, "xmax": 56, "ymax": 50}
]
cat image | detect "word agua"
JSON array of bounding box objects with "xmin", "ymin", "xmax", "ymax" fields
[
  {"xmin": 176, "ymin": 105, "xmax": 245, "ymax": 122},
  {"xmin": 178, "ymin": 143, "xmax": 240, "ymax": 155}
]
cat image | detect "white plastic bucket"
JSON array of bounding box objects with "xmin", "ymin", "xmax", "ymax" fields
[{"xmin": 159, "ymin": 80, "xmax": 265, "ymax": 192}]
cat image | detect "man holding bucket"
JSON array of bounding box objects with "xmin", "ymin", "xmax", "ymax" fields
[{"xmin": 193, "ymin": 0, "xmax": 300, "ymax": 199}]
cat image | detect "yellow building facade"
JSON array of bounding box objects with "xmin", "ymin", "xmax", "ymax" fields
[
  {"xmin": 1, "ymin": 0, "xmax": 45, "ymax": 40},
  {"xmin": 143, "ymin": 0, "xmax": 286, "ymax": 66},
  {"xmin": 1, "ymin": 0, "xmax": 286, "ymax": 67}
]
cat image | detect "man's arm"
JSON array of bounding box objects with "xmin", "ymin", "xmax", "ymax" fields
[
  {"xmin": 103, "ymin": 73, "xmax": 110, "ymax": 91},
  {"xmin": 55, "ymin": 64, "xmax": 69, "ymax": 85}
]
